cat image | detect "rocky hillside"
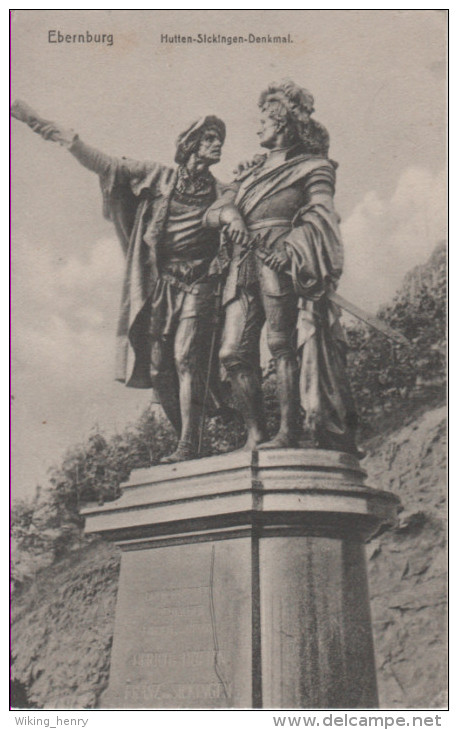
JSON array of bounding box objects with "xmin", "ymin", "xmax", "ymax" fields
[
  {"xmin": 11, "ymin": 405, "xmax": 447, "ymax": 709},
  {"xmin": 364, "ymin": 405, "xmax": 447, "ymax": 709},
  {"xmin": 11, "ymin": 540, "xmax": 120, "ymax": 709}
]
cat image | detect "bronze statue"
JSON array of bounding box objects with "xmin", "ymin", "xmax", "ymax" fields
[
  {"xmin": 11, "ymin": 100, "xmax": 227, "ymax": 463},
  {"xmin": 205, "ymin": 80, "xmax": 360, "ymax": 456}
]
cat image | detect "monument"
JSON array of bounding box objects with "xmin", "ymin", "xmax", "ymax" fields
[{"xmin": 12, "ymin": 82, "xmax": 401, "ymax": 708}]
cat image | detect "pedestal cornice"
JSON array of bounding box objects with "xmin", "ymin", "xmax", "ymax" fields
[{"xmin": 82, "ymin": 449, "xmax": 400, "ymax": 548}]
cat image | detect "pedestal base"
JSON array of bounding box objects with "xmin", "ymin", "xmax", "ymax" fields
[{"xmin": 82, "ymin": 449, "xmax": 399, "ymax": 709}]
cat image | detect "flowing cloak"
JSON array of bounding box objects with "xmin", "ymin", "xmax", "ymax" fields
[
  {"xmin": 69, "ymin": 138, "xmax": 224, "ymax": 403},
  {"xmin": 210, "ymin": 152, "xmax": 357, "ymax": 441}
]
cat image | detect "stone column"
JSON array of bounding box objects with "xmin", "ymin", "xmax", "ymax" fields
[{"xmin": 82, "ymin": 449, "xmax": 399, "ymax": 709}]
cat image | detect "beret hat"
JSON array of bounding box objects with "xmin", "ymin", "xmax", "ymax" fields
[{"xmin": 175, "ymin": 115, "xmax": 226, "ymax": 164}]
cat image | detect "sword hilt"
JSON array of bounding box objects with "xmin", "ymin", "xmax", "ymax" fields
[{"xmin": 236, "ymin": 233, "xmax": 262, "ymax": 268}]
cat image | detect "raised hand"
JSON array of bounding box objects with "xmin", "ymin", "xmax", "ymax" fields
[
  {"xmin": 11, "ymin": 99, "xmax": 75, "ymax": 148},
  {"xmin": 11, "ymin": 99, "xmax": 37, "ymax": 123}
]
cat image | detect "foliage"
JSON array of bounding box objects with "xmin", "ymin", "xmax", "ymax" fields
[
  {"xmin": 345, "ymin": 241, "xmax": 446, "ymax": 439},
  {"xmin": 11, "ymin": 410, "xmax": 177, "ymax": 591}
]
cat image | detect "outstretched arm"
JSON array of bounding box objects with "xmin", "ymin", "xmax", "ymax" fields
[
  {"xmin": 11, "ymin": 99, "xmax": 147, "ymax": 178},
  {"xmin": 11, "ymin": 99, "xmax": 76, "ymax": 147}
]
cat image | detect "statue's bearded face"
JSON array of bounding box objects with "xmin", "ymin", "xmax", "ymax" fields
[{"xmin": 196, "ymin": 128, "xmax": 223, "ymax": 166}]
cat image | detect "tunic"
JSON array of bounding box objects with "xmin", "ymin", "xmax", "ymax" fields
[{"xmin": 69, "ymin": 137, "xmax": 221, "ymax": 390}]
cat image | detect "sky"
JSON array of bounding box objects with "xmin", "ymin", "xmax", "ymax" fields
[{"xmin": 11, "ymin": 9, "xmax": 447, "ymax": 499}]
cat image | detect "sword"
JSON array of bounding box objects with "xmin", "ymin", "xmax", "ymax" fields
[
  {"xmin": 239, "ymin": 239, "xmax": 411, "ymax": 348},
  {"xmin": 326, "ymin": 290, "xmax": 411, "ymax": 348},
  {"xmin": 197, "ymin": 278, "xmax": 223, "ymax": 457}
]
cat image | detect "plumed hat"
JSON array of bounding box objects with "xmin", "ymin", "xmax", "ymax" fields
[
  {"xmin": 258, "ymin": 79, "xmax": 315, "ymax": 120},
  {"xmin": 175, "ymin": 115, "xmax": 226, "ymax": 164}
]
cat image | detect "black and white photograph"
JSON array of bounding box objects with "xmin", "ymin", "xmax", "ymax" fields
[{"xmin": 10, "ymin": 9, "xmax": 447, "ymax": 717}]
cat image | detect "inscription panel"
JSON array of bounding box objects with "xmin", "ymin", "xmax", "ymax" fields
[
  {"xmin": 103, "ymin": 539, "xmax": 252, "ymax": 708},
  {"xmin": 130, "ymin": 650, "xmax": 214, "ymax": 669},
  {"xmin": 124, "ymin": 682, "xmax": 231, "ymax": 704}
]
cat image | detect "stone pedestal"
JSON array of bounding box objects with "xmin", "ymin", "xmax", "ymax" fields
[{"xmin": 82, "ymin": 449, "xmax": 399, "ymax": 709}]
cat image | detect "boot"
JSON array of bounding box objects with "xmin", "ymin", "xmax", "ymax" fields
[
  {"xmin": 259, "ymin": 355, "xmax": 299, "ymax": 449},
  {"xmin": 153, "ymin": 376, "xmax": 182, "ymax": 436},
  {"xmin": 228, "ymin": 367, "xmax": 267, "ymax": 449},
  {"xmin": 160, "ymin": 366, "xmax": 201, "ymax": 463},
  {"xmin": 160, "ymin": 440, "xmax": 196, "ymax": 464}
]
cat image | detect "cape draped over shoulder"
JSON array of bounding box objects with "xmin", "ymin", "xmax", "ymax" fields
[
  {"xmin": 222, "ymin": 152, "xmax": 357, "ymax": 441},
  {"xmin": 96, "ymin": 153, "xmax": 177, "ymax": 389}
]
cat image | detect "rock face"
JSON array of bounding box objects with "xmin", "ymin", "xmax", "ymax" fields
[
  {"xmin": 364, "ymin": 406, "xmax": 447, "ymax": 708},
  {"xmin": 11, "ymin": 540, "xmax": 120, "ymax": 709},
  {"xmin": 11, "ymin": 407, "xmax": 447, "ymax": 709}
]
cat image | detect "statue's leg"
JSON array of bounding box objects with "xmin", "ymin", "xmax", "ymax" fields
[
  {"xmin": 174, "ymin": 316, "xmax": 203, "ymax": 457},
  {"xmin": 150, "ymin": 337, "xmax": 182, "ymax": 435},
  {"xmin": 159, "ymin": 313, "xmax": 207, "ymax": 463},
  {"xmin": 219, "ymin": 292, "xmax": 267, "ymax": 449},
  {"xmin": 259, "ymin": 292, "xmax": 300, "ymax": 449}
]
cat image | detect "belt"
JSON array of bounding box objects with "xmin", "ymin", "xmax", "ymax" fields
[
  {"xmin": 161, "ymin": 272, "xmax": 217, "ymax": 295},
  {"xmin": 247, "ymin": 218, "xmax": 292, "ymax": 231}
]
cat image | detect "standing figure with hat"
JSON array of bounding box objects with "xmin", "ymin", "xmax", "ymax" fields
[
  {"xmin": 11, "ymin": 100, "xmax": 227, "ymax": 463},
  {"xmin": 204, "ymin": 80, "xmax": 360, "ymax": 456}
]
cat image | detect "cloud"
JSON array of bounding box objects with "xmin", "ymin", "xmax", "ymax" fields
[
  {"xmin": 13, "ymin": 233, "xmax": 131, "ymax": 398},
  {"xmin": 339, "ymin": 166, "xmax": 446, "ymax": 312},
  {"xmin": 13, "ymin": 234, "xmax": 124, "ymax": 323}
]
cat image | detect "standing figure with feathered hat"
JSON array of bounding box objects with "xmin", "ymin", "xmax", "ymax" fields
[{"xmin": 205, "ymin": 80, "xmax": 360, "ymax": 456}]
